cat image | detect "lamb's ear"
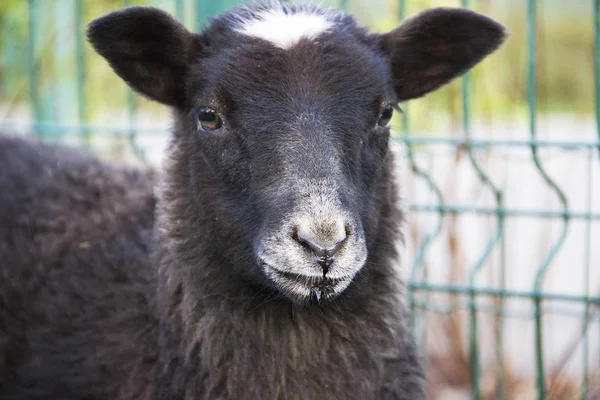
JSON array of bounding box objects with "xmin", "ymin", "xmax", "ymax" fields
[
  {"xmin": 380, "ymin": 7, "xmax": 507, "ymax": 102},
  {"xmin": 87, "ymin": 6, "xmax": 197, "ymax": 106}
]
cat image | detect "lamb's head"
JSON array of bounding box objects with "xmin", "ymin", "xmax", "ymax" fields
[{"xmin": 87, "ymin": 2, "xmax": 506, "ymax": 304}]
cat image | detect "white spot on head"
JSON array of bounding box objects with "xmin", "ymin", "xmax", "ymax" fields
[{"xmin": 234, "ymin": 7, "xmax": 334, "ymax": 49}]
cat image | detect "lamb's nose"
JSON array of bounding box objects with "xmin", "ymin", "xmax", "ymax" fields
[{"xmin": 295, "ymin": 224, "xmax": 347, "ymax": 274}]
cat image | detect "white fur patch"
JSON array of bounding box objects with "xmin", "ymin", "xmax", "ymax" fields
[
  {"xmin": 234, "ymin": 8, "xmax": 333, "ymax": 49},
  {"xmin": 257, "ymin": 177, "xmax": 368, "ymax": 301}
]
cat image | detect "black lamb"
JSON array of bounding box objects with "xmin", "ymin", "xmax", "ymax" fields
[{"xmin": 0, "ymin": 2, "xmax": 506, "ymax": 399}]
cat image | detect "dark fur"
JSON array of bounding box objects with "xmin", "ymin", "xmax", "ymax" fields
[
  {"xmin": 0, "ymin": 136, "xmax": 157, "ymax": 399},
  {"xmin": 0, "ymin": 2, "xmax": 506, "ymax": 399}
]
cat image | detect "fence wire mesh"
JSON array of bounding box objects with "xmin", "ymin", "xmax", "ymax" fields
[{"xmin": 0, "ymin": 0, "xmax": 599, "ymax": 399}]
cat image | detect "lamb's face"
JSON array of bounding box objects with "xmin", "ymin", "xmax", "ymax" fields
[
  {"xmin": 178, "ymin": 8, "xmax": 397, "ymax": 302},
  {"xmin": 87, "ymin": 2, "xmax": 507, "ymax": 303}
]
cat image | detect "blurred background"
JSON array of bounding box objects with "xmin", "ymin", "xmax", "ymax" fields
[{"xmin": 0, "ymin": 0, "xmax": 598, "ymax": 399}]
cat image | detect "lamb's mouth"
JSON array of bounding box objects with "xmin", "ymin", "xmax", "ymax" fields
[{"xmin": 265, "ymin": 267, "xmax": 353, "ymax": 301}]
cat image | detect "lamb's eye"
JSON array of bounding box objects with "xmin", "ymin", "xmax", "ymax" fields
[
  {"xmin": 377, "ymin": 106, "xmax": 393, "ymax": 127},
  {"xmin": 197, "ymin": 107, "xmax": 223, "ymax": 131}
]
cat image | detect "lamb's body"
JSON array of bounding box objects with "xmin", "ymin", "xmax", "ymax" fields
[
  {"xmin": 0, "ymin": 136, "xmax": 158, "ymax": 398},
  {"xmin": 0, "ymin": 2, "xmax": 506, "ymax": 399},
  {"xmin": 0, "ymin": 135, "xmax": 419, "ymax": 399}
]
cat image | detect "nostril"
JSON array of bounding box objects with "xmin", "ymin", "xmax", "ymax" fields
[{"xmin": 294, "ymin": 229, "xmax": 347, "ymax": 260}]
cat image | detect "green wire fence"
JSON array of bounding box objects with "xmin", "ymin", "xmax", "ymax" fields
[{"xmin": 0, "ymin": 0, "xmax": 599, "ymax": 399}]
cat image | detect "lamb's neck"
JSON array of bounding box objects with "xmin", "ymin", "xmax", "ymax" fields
[{"xmin": 156, "ymin": 257, "xmax": 409, "ymax": 399}]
